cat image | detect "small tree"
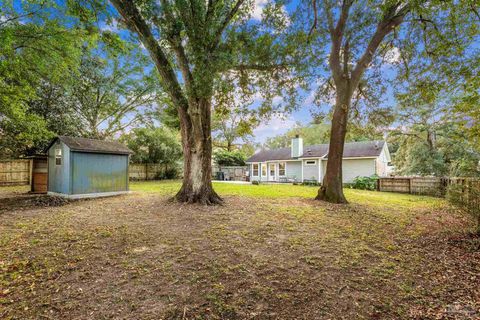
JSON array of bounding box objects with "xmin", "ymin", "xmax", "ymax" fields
[
  {"xmin": 214, "ymin": 150, "xmax": 246, "ymax": 166},
  {"xmin": 121, "ymin": 127, "xmax": 182, "ymax": 165}
]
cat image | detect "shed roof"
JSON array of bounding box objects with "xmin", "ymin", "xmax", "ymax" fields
[
  {"xmin": 47, "ymin": 136, "xmax": 133, "ymax": 155},
  {"xmin": 246, "ymin": 140, "xmax": 385, "ymax": 162}
]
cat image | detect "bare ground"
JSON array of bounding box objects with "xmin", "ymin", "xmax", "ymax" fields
[{"xmin": 0, "ymin": 188, "xmax": 479, "ymax": 319}]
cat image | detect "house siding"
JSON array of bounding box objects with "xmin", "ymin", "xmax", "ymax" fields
[
  {"xmin": 249, "ymin": 158, "xmax": 377, "ymax": 183},
  {"xmin": 286, "ymin": 161, "xmax": 302, "ymax": 181},
  {"xmin": 303, "ymin": 160, "xmax": 319, "ymax": 181},
  {"xmin": 321, "ymin": 158, "xmax": 376, "ymax": 183},
  {"xmin": 375, "ymin": 145, "xmax": 390, "ymax": 176},
  {"xmin": 342, "ymin": 159, "xmax": 376, "ymax": 182}
]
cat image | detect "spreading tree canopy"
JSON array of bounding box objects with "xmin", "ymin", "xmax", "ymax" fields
[
  {"xmin": 305, "ymin": 0, "xmax": 479, "ymax": 203},
  {"xmin": 0, "ymin": 0, "xmax": 85, "ymax": 157},
  {"xmin": 106, "ymin": 0, "xmax": 308, "ymax": 204}
]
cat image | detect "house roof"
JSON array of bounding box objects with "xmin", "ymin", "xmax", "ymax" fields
[
  {"xmin": 246, "ymin": 140, "xmax": 385, "ymax": 162},
  {"xmin": 47, "ymin": 136, "xmax": 133, "ymax": 155}
]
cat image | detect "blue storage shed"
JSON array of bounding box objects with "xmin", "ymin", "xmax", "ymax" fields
[{"xmin": 46, "ymin": 136, "xmax": 133, "ymax": 199}]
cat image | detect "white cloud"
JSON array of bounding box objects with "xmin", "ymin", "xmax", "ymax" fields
[
  {"xmin": 384, "ymin": 47, "xmax": 401, "ymax": 64},
  {"xmin": 252, "ymin": 0, "xmax": 269, "ymax": 20},
  {"xmin": 253, "ymin": 113, "xmax": 296, "ymax": 142},
  {"xmin": 272, "ymin": 95, "xmax": 284, "ymax": 105},
  {"xmin": 100, "ymin": 19, "xmax": 119, "ymax": 33}
]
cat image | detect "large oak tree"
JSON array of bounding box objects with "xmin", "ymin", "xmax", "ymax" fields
[
  {"xmin": 109, "ymin": 0, "xmax": 304, "ymax": 204},
  {"xmin": 308, "ymin": 0, "xmax": 479, "ymax": 203}
]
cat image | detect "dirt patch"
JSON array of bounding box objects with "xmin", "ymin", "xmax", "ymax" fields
[
  {"xmin": 0, "ymin": 192, "xmax": 478, "ymax": 319},
  {"xmin": 0, "ymin": 194, "xmax": 70, "ymax": 214}
]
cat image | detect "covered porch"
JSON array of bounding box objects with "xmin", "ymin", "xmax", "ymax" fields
[{"xmin": 249, "ymin": 159, "xmax": 323, "ymax": 183}]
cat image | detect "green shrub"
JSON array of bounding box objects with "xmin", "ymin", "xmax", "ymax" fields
[
  {"xmin": 154, "ymin": 166, "xmax": 180, "ymax": 180},
  {"xmin": 350, "ymin": 175, "xmax": 378, "ymax": 191},
  {"xmin": 214, "ymin": 150, "xmax": 247, "ymax": 166},
  {"xmin": 447, "ymin": 182, "xmax": 480, "ymax": 235},
  {"xmin": 252, "ymin": 180, "xmax": 260, "ymax": 185},
  {"xmin": 302, "ymin": 180, "xmax": 319, "ymax": 186}
]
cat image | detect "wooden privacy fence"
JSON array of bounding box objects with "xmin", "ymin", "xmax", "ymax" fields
[
  {"xmin": 129, "ymin": 163, "xmax": 173, "ymax": 180},
  {"xmin": 0, "ymin": 160, "xmax": 31, "ymax": 186},
  {"xmin": 448, "ymin": 178, "xmax": 480, "ymax": 209},
  {"xmin": 0, "ymin": 161, "xmax": 173, "ymax": 186},
  {"xmin": 378, "ymin": 177, "xmax": 478, "ymax": 197}
]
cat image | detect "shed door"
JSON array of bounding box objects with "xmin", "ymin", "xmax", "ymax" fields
[{"xmin": 32, "ymin": 159, "xmax": 48, "ymax": 193}]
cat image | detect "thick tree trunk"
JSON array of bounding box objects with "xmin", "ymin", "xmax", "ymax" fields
[
  {"xmin": 175, "ymin": 98, "xmax": 223, "ymax": 205},
  {"xmin": 316, "ymin": 85, "xmax": 350, "ymax": 204}
]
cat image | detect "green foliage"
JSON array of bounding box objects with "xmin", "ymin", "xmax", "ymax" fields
[
  {"xmin": 0, "ymin": 1, "xmax": 85, "ymax": 157},
  {"xmin": 155, "ymin": 166, "xmax": 180, "ymax": 180},
  {"xmin": 212, "ymin": 107, "xmax": 257, "ymax": 152},
  {"xmin": 447, "ymin": 182, "xmax": 480, "ymax": 235},
  {"xmin": 121, "ymin": 127, "xmax": 182, "ymax": 165},
  {"xmin": 64, "ymin": 46, "xmax": 160, "ymax": 139},
  {"xmin": 350, "ymin": 176, "xmax": 378, "ymax": 191},
  {"xmin": 264, "ymin": 123, "xmax": 330, "ymax": 149},
  {"xmin": 394, "ymin": 139, "xmax": 447, "ymax": 177},
  {"xmin": 392, "ymin": 122, "xmax": 480, "ymax": 177},
  {"xmin": 251, "ymin": 180, "xmax": 260, "ymax": 185},
  {"xmin": 214, "ymin": 150, "xmax": 246, "ymax": 166},
  {"xmin": 263, "ymin": 122, "xmax": 378, "ymax": 149},
  {"xmin": 302, "ymin": 180, "xmax": 319, "ymax": 187}
]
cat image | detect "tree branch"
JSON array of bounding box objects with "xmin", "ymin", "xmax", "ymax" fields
[
  {"xmin": 110, "ymin": 0, "xmax": 188, "ymax": 110},
  {"xmin": 308, "ymin": 0, "xmax": 318, "ymax": 37},
  {"xmin": 329, "ymin": 0, "xmax": 352, "ymax": 83},
  {"xmin": 351, "ymin": 3, "xmax": 409, "ymax": 88},
  {"xmin": 210, "ymin": 0, "xmax": 246, "ymax": 49}
]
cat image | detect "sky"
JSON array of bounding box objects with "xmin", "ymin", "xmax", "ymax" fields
[
  {"xmin": 7, "ymin": 0, "xmax": 475, "ymax": 144},
  {"xmin": 94, "ymin": 0, "xmax": 314, "ymax": 143}
]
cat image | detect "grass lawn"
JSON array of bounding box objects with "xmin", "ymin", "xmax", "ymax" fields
[{"xmin": 1, "ymin": 181, "xmax": 479, "ymax": 319}]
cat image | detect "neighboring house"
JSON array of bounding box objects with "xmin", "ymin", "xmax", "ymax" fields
[
  {"xmin": 46, "ymin": 136, "xmax": 133, "ymax": 198},
  {"xmin": 246, "ymin": 136, "xmax": 391, "ymax": 183}
]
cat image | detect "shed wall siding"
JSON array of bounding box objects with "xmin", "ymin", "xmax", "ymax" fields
[
  {"xmin": 48, "ymin": 141, "xmax": 71, "ymax": 194},
  {"xmin": 71, "ymin": 152, "xmax": 128, "ymax": 194}
]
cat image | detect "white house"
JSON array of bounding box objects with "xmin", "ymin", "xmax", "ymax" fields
[{"xmin": 246, "ymin": 136, "xmax": 391, "ymax": 183}]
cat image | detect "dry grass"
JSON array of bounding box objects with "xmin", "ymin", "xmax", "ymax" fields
[{"xmin": 0, "ymin": 182, "xmax": 479, "ymax": 319}]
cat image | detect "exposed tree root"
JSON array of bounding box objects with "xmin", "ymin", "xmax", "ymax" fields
[
  {"xmin": 174, "ymin": 186, "xmax": 223, "ymax": 205},
  {"xmin": 315, "ymin": 185, "xmax": 348, "ymax": 204}
]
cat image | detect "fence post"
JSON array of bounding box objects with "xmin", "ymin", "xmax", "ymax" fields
[{"xmin": 29, "ymin": 159, "xmax": 33, "ymax": 189}]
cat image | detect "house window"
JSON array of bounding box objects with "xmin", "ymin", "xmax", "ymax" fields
[
  {"xmin": 279, "ymin": 162, "xmax": 286, "ymax": 176},
  {"xmin": 305, "ymin": 160, "xmax": 316, "ymax": 166},
  {"xmin": 55, "ymin": 148, "xmax": 62, "ymax": 166},
  {"xmin": 252, "ymin": 164, "xmax": 259, "ymax": 176},
  {"xmin": 261, "ymin": 164, "xmax": 267, "ymax": 176},
  {"xmin": 269, "ymin": 163, "xmax": 275, "ymax": 176}
]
